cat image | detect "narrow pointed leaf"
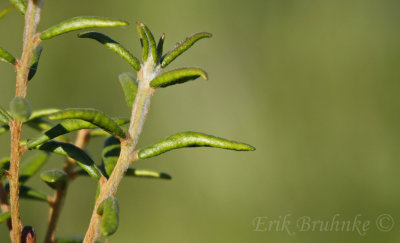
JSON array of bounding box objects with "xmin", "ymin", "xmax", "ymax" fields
[
  {"xmin": 40, "ymin": 169, "xmax": 68, "ymax": 190},
  {"xmin": 7, "ymin": 185, "xmax": 49, "ymax": 202},
  {"xmin": 157, "ymin": 33, "xmax": 165, "ymax": 62},
  {"xmin": 0, "ymin": 47, "xmax": 16, "ymax": 65},
  {"xmin": 0, "ymin": 6, "xmax": 14, "ymax": 20},
  {"xmin": 26, "ymin": 118, "xmax": 69, "ymax": 142},
  {"xmin": 119, "ymin": 72, "xmax": 138, "ymax": 108},
  {"xmin": 0, "ymin": 125, "xmax": 9, "ymax": 135},
  {"xmin": 161, "ymin": 32, "xmax": 212, "ymax": 68},
  {"xmin": 55, "ymin": 235, "xmax": 84, "ymax": 243},
  {"xmin": 89, "ymin": 118, "xmax": 129, "ymax": 137},
  {"xmin": 28, "ymin": 44, "xmax": 43, "ymax": 81},
  {"xmin": 27, "ymin": 119, "xmax": 97, "ymax": 148},
  {"xmin": 141, "ymin": 23, "xmax": 157, "ymax": 63},
  {"xmin": 0, "ymin": 106, "xmax": 11, "ymax": 124},
  {"xmin": 19, "ymin": 152, "xmax": 48, "ymax": 184},
  {"xmin": 27, "ymin": 108, "xmax": 60, "ymax": 121},
  {"xmin": 125, "ymin": 168, "xmax": 172, "ymax": 180},
  {"xmin": 150, "ymin": 68, "xmax": 208, "ymax": 88},
  {"xmin": 0, "ymin": 212, "xmax": 11, "ymax": 224},
  {"xmin": 35, "ymin": 141, "xmax": 101, "ymax": 179},
  {"xmin": 9, "ymin": 0, "xmax": 25, "ymax": 15},
  {"xmin": 40, "ymin": 16, "xmax": 128, "ymax": 40},
  {"xmin": 139, "ymin": 131, "xmax": 256, "ymax": 159},
  {"xmin": 78, "ymin": 31, "xmax": 141, "ymax": 71},
  {"xmin": 49, "ymin": 108, "xmax": 125, "ymax": 138},
  {"xmin": 97, "ymin": 196, "xmax": 119, "ymax": 236},
  {"xmin": 101, "ymin": 137, "xmax": 120, "ymax": 178},
  {"xmin": 136, "ymin": 22, "xmax": 148, "ymax": 61}
]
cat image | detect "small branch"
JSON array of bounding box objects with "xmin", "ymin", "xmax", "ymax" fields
[
  {"xmin": 44, "ymin": 129, "xmax": 91, "ymax": 243},
  {"xmin": 10, "ymin": 1, "xmax": 44, "ymax": 242}
]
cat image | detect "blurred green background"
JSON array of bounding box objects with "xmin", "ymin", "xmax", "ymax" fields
[{"xmin": 1, "ymin": 0, "xmax": 400, "ymax": 242}]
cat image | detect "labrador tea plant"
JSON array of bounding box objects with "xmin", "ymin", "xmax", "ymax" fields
[{"xmin": 0, "ymin": 0, "xmax": 255, "ymax": 242}]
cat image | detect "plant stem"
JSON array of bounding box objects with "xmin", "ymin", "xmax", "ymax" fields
[
  {"xmin": 83, "ymin": 61, "xmax": 156, "ymax": 243},
  {"xmin": 9, "ymin": 0, "xmax": 44, "ymax": 242},
  {"xmin": 44, "ymin": 129, "xmax": 91, "ymax": 243}
]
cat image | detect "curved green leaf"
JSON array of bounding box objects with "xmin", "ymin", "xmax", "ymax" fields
[
  {"xmin": 26, "ymin": 118, "xmax": 69, "ymax": 142},
  {"xmin": 97, "ymin": 196, "xmax": 119, "ymax": 236},
  {"xmin": 0, "ymin": 125, "xmax": 9, "ymax": 135},
  {"xmin": 157, "ymin": 33, "xmax": 165, "ymax": 62},
  {"xmin": 0, "ymin": 47, "xmax": 16, "ymax": 65},
  {"xmin": 19, "ymin": 152, "xmax": 48, "ymax": 184},
  {"xmin": 28, "ymin": 44, "xmax": 43, "ymax": 81},
  {"xmin": 0, "ymin": 212, "xmax": 11, "ymax": 224},
  {"xmin": 9, "ymin": 97, "xmax": 32, "ymax": 121},
  {"xmin": 139, "ymin": 131, "xmax": 256, "ymax": 159},
  {"xmin": 161, "ymin": 32, "xmax": 212, "ymax": 68},
  {"xmin": 136, "ymin": 22, "xmax": 148, "ymax": 62},
  {"xmin": 119, "ymin": 72, "xmax": 138, "ymax": 108},
  {"xmin": 101, "ymin": 136, "xmax": 120, "ymax": 178},
  {"xmin": 0, "ymin": 106, "xmax": 11, "ymax": 124},
  {"xmin": 125, "ymin": 168, "xmax": 171, "ymax": 179},
  {"xmin": 89, "ymin": 118, "xmax": 129, "ymax": 137},
  {"xmin": 49, "ymin": 108, "xmax": 125, "ymax": 138},
  {"xmin": 0, "ymin": 6, "xmax": 14, "ymax": 20},
  {"xmin": 150, "ymin": 68, "xmax": 208, "ymax": 88},
  {"xmin": 55, "ymin": 235, "xmax": 84, "ymax": 243},
  {"xmin": 27, "ymin": 119, "xmax": 97, "ymax": 148},
  {"xmin": 9, "ymin": 0, "xmax": 25, "ymax": 15},
  {"xmin": 78, "ymin": 31, "xmax": 140, "ymax": 71},
  {"xmin": 35, "ymin": 141, "xmax": 101, "ymax": 179},
  {"xmin": 40, "ymin": 16, "xmax": 129, "ymax": 40},
  {"xmin": 28, "ymin": 108, "xmax": 60, "ymax": 121},
  {"xmin": 40, "ymin": 169, "xmax": 68, "ymax": 190},
  {"xmin": 140, "ymin": 23, "xmax": 157, "ymax": 63}
]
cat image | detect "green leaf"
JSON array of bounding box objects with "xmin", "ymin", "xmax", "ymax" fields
[
  {"xmin": 49, "ymin": 108, "xmax": 125, "ymax": 138},
  {"xmin": 35, "ymin": 141, "xmax": 101, "ymax": 179},
  {"xmin": 0, "ymin": 157, "xmax": 10, "ymax": 170},
  {"xmin": 78, "ymin": 31, "xmax": 141, "ymax": 71},
  {"xmin": 27, "ymin": 108, "xmax": 60, "ymax": 121},
  {"xmin": 0, "ymin": 168, "xmax": 7, "ymax": 177},
  {"xmin": 140, "ymin": 23, "xmax": 157, "ymax": 63},
  {"xmin": 0, "ymin": 212, "xmax": 11, "ymax": 224},
  {"xmin": 0, "ymin": 125, "xmax": 9, "ymax": 135},
  {"xmin": 101, "ymin": 136, "xmax": 120, "ymax": 178},
  {"xmin": 28, "ymin": 44, "xmax": 43, "ymax": 81},
  {"xmin": 0, "ymin": 47, "xmax": 16, "ymax": 65},
  {"xmin": 40, "ymin": 169, "xmax": 68, "ymax": 190},
  {"xmin": 55, "ymin": 235, "xmax": 84, "ymax": 243},
  {"xmin": 138, "ymin": 131, "xmax": 256, "ymax": 159},
  {"xmin": 9, "ymin": 97, "xmax": 32, "ymax": 121},
  {"xmin": 0, "ymin": 106, "xmax": 12, "ymax": 124},
  {"xmin": 150, "ymin": 67, "xmax": 208, "ymax": 88},
  {"xmin": 156, "ymin": 33, "xmax": 165, "ymax": 62},
  {"xmin": 89, "ymin": 118, "xmax": 129, "ymax": 137},
  {"xmin": 9, "ymin": 0, "xmax": 25, "ymax": 15},
  {"xmin": 19, "ymin": 152, "xmax": 48, "ymax": 184},
  {"xmin": 40, "ymin": 16, "xmax": 129, "ymax": 40},
  {"xmin": 15, "ymin": 185, "xmax": 49, "ymax": 202},
  {"xmin": 119, "ymin": 72, "xmax": 138, "ymax": 108},
  {"xmin": 97, "ymin": 196, "xmax": 119, "ymax": 236},
  {"xmin": 136, "ymin": 22, "xmax": 148, "ymax": 62},
  {"xmin": 161, "ymin": 32, "xmax": 212, "ymax": 68},
  {"xmin": 125, "ymin": 168, "xmax": 171, "ymax": 180},
  {"xmin": 27, "ymin": 119, "xmax": 97, "ymax": 148},
  {"xmin": 26, "ymin": 118, "xmax": 69, "ymax": 142},
  {"xmin": 0, "ymin": 6, "xmax": 14, "ymax": 20}
]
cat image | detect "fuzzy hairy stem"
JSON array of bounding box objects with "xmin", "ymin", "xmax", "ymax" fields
[
  {"xmin": 83, "ymin": 61, "xmax": 156, "ymax": 243},
  {"xmin": 9, "ymin": 0, "xmax": 44, "ymax": 242},
  {"xmin": 44, "ymin": 129, "xmax": 92, "ymax": 243}
]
